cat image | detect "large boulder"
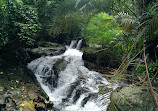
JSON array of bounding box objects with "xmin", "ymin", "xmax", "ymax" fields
[
  {"xmin": 53, "ymin": 58, "xmax": 68, "ymax": 71},
  {"xmin": 82, "ymin": 47, "xmax": 120, "ymax": 70},
  {"xmin": 109, "ymin": 85, "xmax": 158, "ymax": 111}
]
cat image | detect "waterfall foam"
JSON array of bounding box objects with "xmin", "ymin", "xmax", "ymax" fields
[{"xmin": 27, "ymin": 41, "xmax": 117, "ymax": 111}]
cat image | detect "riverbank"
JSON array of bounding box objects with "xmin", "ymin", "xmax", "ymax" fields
[{"xmin": 0, "ymin": 42, "xmax": 66, "ymax": 110}]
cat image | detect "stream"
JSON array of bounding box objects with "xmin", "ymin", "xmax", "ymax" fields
[{"xmin": 27, "ymin": 40, "xmax": 117, "ymax": 111}]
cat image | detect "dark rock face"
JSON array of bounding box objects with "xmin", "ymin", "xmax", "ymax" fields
[
  {"xmin": 82, "ymin": 47, "xmax": 120, "ymax": 70},
  {"xmin": 72, "ymin": 88, "xmax": 88, "ymax": 103},
  {"xmin": 52, "ymin": 58, "xmax": 68, "ymax": 88},
  {"xmin": 26, "ymin": 42, "xmax": 66, "ymax": 61},
  {"xmin": 54, "ymin": 58, "xmax": 68, "ymax": 71},
  {"xmin": 84, "ymin": 61, "xmax": 97, "ymax": 71}
]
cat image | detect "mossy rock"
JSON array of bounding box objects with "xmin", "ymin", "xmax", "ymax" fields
[
  {"xmin": 19, "ymin": 100, "xmax": 36, "ymax": 111},
  {"xmin": 109, "ymin": 85, "xmax": 158, "ymax": 111}
]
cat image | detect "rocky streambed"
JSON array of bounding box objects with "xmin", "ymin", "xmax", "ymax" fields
[
  {"xmin": 0, "ymin": 41, "xmax": 157, "ymax": 111},
  {"xmin": 0, "ymin": 66, "xmax": 54, "ymax": 111},
  {"xmin": 0, "ymin": 42, "xmax": 66, "ymax": 111}
]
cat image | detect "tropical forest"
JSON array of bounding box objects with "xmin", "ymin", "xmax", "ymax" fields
[{"xmin": 0, "ymin": 0, "xmax": 158, "ymax": 111}]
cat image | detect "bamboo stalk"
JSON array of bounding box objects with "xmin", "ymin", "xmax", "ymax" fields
[{"xmin": 144, "ymin": 49, "xmax": 158, "ymax": 106}]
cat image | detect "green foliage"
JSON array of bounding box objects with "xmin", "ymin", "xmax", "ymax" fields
[
  {"xmin": 48, "ymin": 12, "xmax": 81, "ymax": 42},
  {"xmin": 0, "ymin": 0, "xmax": 41, "ymax": 47},
  {"xmin": 13, "ymin": 6, "xmax": 40, "ymax": 45},
  {"xmin": 83, "ymin": 12, "xmax": 122, "ymax": 49},
  {"xmin": 0, "ymin": 0, "xmax": 3, "ymax": 4},
  {"xmin": 22, "ymin": 0, "xmax": 36, "ymax": 5},
  {"xmin": 47, "ymin": 0, "xmax": 82, "ymax": 43},
  {"xmin": 35, "ymin": 0, "xmax": 55, "ymax": 38},
  {"xmin": 135, "ymin": 61, "xmax": 158, "ymax": 86},
  {"xmin": 141, "ymin": 2, "xmax": 158, "ymax": 45},
  {"xmin": 80, "ymin": 0, "xmax": 115, "ymax": 15}
]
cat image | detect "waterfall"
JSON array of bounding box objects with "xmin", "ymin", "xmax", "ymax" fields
[
  {"xmin": 27, "ymin": 41, "xmax": 117, "ymax": 111},
  {"xmin": 76, "ymin": 39, "xmax": 82, "ymax": 50},
  {"xmin": 69, "ymin": 40, "xmax": 82, "ymax": 50},
  {"xmin": 69, "ymin": 40, "xmax": 77, "ymax": 49}
]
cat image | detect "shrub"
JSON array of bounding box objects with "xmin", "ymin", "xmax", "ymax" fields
[
  {"xmin": 0, "ymin": 0, "xmax": 41, "ymax": 47},
  {"xmin": 135, "ymin": 61, "xmax": 158, "ymax": 86},
  {"xmin": 82, "ymin": 12, "xmax": 122, "ymax": 47}
]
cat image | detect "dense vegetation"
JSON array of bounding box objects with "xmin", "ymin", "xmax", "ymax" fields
[{"xmin": 0, "ymin": 0, "xmax": 158, "ymax": 110}]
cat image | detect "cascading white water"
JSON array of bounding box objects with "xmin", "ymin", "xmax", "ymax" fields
[
  {"xmin": 27, "ymin": 41, "xmax": 117, "ymax": 111},
  {"xmin": 76, "ymin": 39, "xmax": 82, "ymax": 50}
]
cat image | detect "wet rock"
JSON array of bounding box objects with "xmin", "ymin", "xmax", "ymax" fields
[
  {"xmin": 81, "ymin": 93, "xmax": 97, "ymax": 107},
  {"xmin": 39, "ymin": 58, "xmax": 68, "ymax": 90},
  {"xmin": 27, "ymin": 42, "xmax": 66, "ymax": 60},
  {"xmin": 62, "ymin": 80, "xmax": 83, "ymax": 103},
  {"xmin": 33, "ymin": 96, "xmax": 54, "ymax": 111},
  {"xmin": 73, "ymin": 88, "xmax": 88, "ymax": 103},
  {"xmin": 54, "ymin": 58, "xmax": 68, "ymax": 71},
  {"xmin": 81, "ymin": 95, "xmax": 91, "ymax": 107},
  {"xmin": 51, "ymin": 58, "xmax": 68, "ymax": 89}
]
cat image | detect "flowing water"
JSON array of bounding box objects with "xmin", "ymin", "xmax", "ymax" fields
[{"xmin": 27, "ymin": 40, "xmax": 117, "ymax": 111}]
